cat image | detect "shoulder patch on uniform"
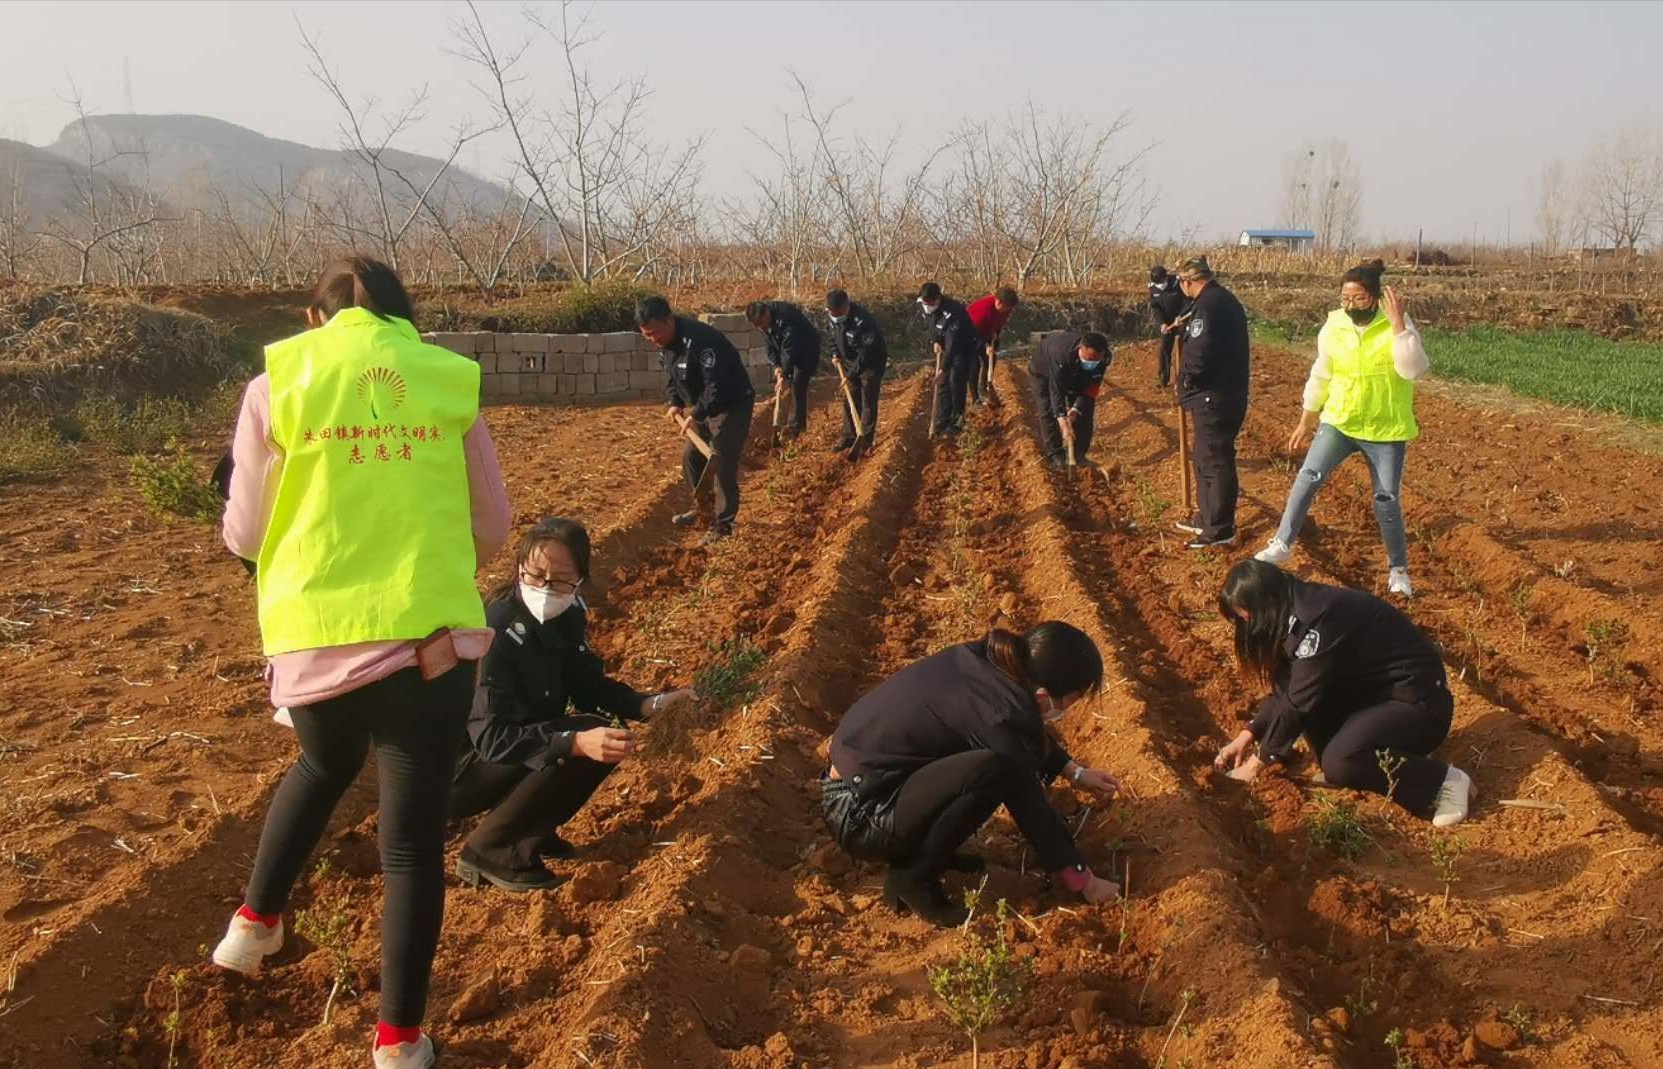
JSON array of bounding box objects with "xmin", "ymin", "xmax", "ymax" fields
[
  {"xmin": 507, "ymin": 621, "xmax": 526, "ymax": 645},
  {"xmin": 1187, "ymin": 318, "xmax": 1204, "ymax": 339},
  {"xmin": 699, "ymin": 347, "xmax": 717, "ymax": 369},
  {"xmin": 1295, "ymin": 628, "xmax": 1321, "ymax": 658}
]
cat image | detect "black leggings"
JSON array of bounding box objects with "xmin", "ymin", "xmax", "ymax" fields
[
  {"xmin": 889, "ymin": 750, "xmax": 1080, "ymax": 875},
  {"xmin": 1306, "ymin": 688, "xmax": 1455, "ymax": 816},
  {"xmin": 243, "ymin": 665, "xmax": 472, "ymax": 1027},
  {"xmin": 450, "ymin": 720, "xmax": 617, "ymax": 870}
]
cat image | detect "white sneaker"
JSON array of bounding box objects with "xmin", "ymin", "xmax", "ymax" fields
[
  {"xmin": 211, "ymin": 912, "xmax": 284, "ymax": 975},
  {"xmin": 1388, "ymin": 568, "xmax": 1414, "ymax": 598},
  {"xmin": 375, "ymin": 1034, "xmax": 436, "ymax": 1069},
  {"xmin": 1255, "ymin": 539, "xmax": 1293, "ymax": 565},
  {"xmin": 1431, "ymin": 766, "xmax": 1474, "ymax": 827},
  {"xmin": 1174, "ymin": 520, "xmax": 1203, "ymax": 535}
]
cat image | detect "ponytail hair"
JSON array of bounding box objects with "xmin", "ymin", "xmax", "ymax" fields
[
  {"xmin": 986, "ymin": 621, "xmax": 1103, "ymax": 698},
  {"xmin": 309, "ymin": 255, "xmax": 417, "ymax": 325},
  {"xmin": 1341, "ymin": 258, "xmax": 1387, "ymax": 299}
]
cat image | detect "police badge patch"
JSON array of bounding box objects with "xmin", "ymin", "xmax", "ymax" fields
[
  {"xmin": 1295, "ymin": 629, "xmax": 1321, "ymax": 658},
  {"xmin": 700, "ymin": 348, "xmax": 717, "ymax": 369},
  {"xmin": 1187, "ymin": 317, "xmax": 1205, "ymax": 339}
]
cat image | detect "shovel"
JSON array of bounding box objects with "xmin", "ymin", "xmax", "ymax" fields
[
  {"xmin": 1174, "ymin": 333, "xmax": 1196, "ymax": 517},
  {"xmin": 833, "ymin": 360, "xmax": 865, "ymax": 439},
  {"xmin": 927, "ymin": 345, "xmax": 945, "ymax": 437}
]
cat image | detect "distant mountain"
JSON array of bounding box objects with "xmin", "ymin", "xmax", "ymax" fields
[
  {"xmin": 0, "ymin": 138, "xmax": 88, "ymax": 220},
  {"xmin": 33, "ymin": 113, "xmax": 508, "ymax": 216}
]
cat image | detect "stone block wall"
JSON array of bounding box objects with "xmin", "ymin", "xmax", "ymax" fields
[{"xmin": 421, "ymin": 314, "xmax": 773, "ymax": 405}]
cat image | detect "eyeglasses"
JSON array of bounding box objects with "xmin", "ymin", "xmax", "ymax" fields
[
  {"xmin": 520, "ymin": 568, "xmax": 582, "ymax": 595},
  {"xmin": 1340, "ymin": 296, "xmax": 1377, "ymax": 308}
]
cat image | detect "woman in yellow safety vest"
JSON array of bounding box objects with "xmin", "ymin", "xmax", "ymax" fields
[
  {"xmin": 211, "ymin": 256, "xmax": 511, "ymax": 1069},
  {"xmin": 1254, "ymin": 260, "xmax": 1428, "ymax": 598}
]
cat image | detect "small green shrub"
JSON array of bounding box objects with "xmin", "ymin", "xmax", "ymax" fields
[
  {"xmin": 929, "ymin": 895, "xmax": 1031, "ymax": 1069},
  {"xmin": 130, "ymin": 440, "xmax": 223, "ymax": 523},
  {"xmin": 693, "ymin": 636, "xmax": 767, "ymax": 709},
  {"xmin": 74, "ymin": 394, "xmax": 194, "ymax": 454},
  {"xmin": 0, "ymin": 413, "xmax": 78, "ymax": 482},
  {"xmin": 1306, "ymin": 797, "xmax": 1369, "ymax": 859}
]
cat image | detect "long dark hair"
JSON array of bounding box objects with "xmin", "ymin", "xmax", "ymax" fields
[
  {"xmin": 1218, "ymin": 560, "xmax": 1296, "ymax": 690},
  {"xmin": 309, "ymin": 256, "xmax": 417, "ymax": 325},
  {"xmin": 486, "ymin": 517, "xmax": 593, "ymax": 605},
  {"xmin": 985, "ymin": 621, "xmax": 1104, "ymax": 699}
]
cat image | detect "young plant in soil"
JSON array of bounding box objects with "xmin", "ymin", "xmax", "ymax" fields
[
  {"xmin": 1155, "ymin": 987, "xmax": 1197, "ymax": 1068},
  {"xmin": 1584, "ymin": 617, "xmax": 1632, "ymax": 684},
  {"xmin": 163, "ymin": 968, "xmax": 187, "ymax": 1069},
  {"xmin": 1344, "ymin": 972, "xmax": 1378, "ymax": 1019},
  {"xmin": 294, "ymin": 897, "xmax": 355, "ymax": 1025},
  {"xmin": 1426, "ymin": 832, "xmax": 1467, "ymax": 908},
  {"xmin": 129, "ymin": 441, "xmax": 224, "ymax": 524},
  {"xmin": 1384, "ymin": 1027, "xmax": 1413, "ymax": 1069},
  {"xmin": 1505, "ymin": 1003, "xmax": 1536, "ymax": 1043},
  {"xmin": 694, "ymin": 636, "xmax": 766, "ymax": 709},
  {"xmin": 1136, "ymin": 476, "xmax": 1173, "ymax": 529},
  {"xmin": 1306, "ymin": 797, "xmax": 1370, "ymax": 860},
  {"xmin": 928, "ymin": 893, "xmax": 1031, "ymax": 1069},
  {"xmin": 1376, "ymin": 750, "xmax": 1407, "ymax": 807}
]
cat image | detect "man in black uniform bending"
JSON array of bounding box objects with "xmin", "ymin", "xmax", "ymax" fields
[
  {"xmin": 918, "ymin": 282, "xmax": 980, "ymax": 435},
  {"xmin": 1028, "ymin": 330, "xmax": 1111, "ymax": 468},
  {"xmin": 826, "ymin": 288, "xmax": 888, "ymax": 461},
  {"xmin": 1174, "ymin": 257, "xmax": 1250, "ymax": 550},
  {"xmin": 745, "ymin": 299, "xmax": 820, "ymax": 439},
  {"xmin": 1147, "ymin": 265, "xmax": 1185, "ymax": 389},
  {"xmin": 636, "ymin": 296, "xmax": 757, "ymax": 544}
]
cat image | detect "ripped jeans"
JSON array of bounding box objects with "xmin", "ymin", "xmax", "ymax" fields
[{"xmin": 1274, "ymin": 423, "xmax": 1409, "ymax": 569}]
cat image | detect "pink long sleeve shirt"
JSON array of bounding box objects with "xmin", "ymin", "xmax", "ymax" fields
[{"xmin": 223, "ymin": 374, "xmax": 512, "ymax": 707}]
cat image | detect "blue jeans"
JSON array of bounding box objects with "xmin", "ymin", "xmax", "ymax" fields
[{"xmin": 1274, "ymin": 423, "xmax": 1409, "ymax": 569}]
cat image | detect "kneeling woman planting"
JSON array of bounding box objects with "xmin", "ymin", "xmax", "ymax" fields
[{"xmin": 821, "ymin": 622, "xmax": 1122, "ymax": 927}]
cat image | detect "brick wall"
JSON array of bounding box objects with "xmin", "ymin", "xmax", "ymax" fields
[{"xmin": 420, "ymin": 312, "xmax": 772, "ymax": 405}]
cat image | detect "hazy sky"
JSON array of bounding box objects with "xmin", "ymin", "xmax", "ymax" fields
[{"xmin": 2, "ymin": 0, "xmax": 1660, "ymax": 245}]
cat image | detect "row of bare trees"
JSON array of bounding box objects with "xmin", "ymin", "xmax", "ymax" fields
[
  {"xmin": 1278, "ymin": 139, "xmax": 1363, "ymax": 250},
  {"xmin": 1536, "ymin": 124, "xmax": 1663, "ymax": 255}
]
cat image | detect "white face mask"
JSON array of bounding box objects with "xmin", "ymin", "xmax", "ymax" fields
[
  {"xmin": 920, "ymin": 302, "xmax": 939, "ymax": 316},
  {"xmin": 520, "ymin": 583, "xmax": 576, "ymax": 623},
  {"xmin": 829, "ymin": 313, "xmax": 846, "ymax": 324}
]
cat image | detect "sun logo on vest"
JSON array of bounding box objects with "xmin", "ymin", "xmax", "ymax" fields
[{"xmin": 356, "ymin": 367, "xmax": 407, "ymax": 421}]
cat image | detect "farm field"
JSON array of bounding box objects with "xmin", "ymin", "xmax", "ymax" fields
[{"xmin": 1, "ymin": 326, "xmax": 1662, "ymax": 1069}]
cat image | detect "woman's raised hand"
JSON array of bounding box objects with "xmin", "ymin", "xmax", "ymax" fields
[{"xmin": 1382, "ymin": 286, "xmax": 1408, "ymax": 332}]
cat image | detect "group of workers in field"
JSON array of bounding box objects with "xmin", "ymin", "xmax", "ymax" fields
[{"xmin": 205, "ymin": 251, "xmax": 1466, "ymax": 1067}]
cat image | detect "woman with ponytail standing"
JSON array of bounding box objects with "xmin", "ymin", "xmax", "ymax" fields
[
  {"xmin": 214, "ymin": 257, "xmax": 511, "ymax": 1069},
  {"xmin": 820, "ymin": 623, "xmax": 1122, "ymax": 927},
  {"xmin": 1255, "ymin": 260, "xmax": 1429, "ymax": 597}
]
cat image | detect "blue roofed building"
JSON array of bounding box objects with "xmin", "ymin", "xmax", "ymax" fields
[{"xmin": 1238, "ymin": 228, "xmax": 1316, "ymax": 251}]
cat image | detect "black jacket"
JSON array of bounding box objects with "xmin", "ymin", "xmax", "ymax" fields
[
  {"xmin": 1028, "ymin": 331, "xmax": 1110, "ymax": 411},
  {"xmin": 760, "ymin": 301, "xmax": 821, "ymax": 376},
  {"xmin": 658, "ymin": 315, "xmax": 756, "ymax": 421},
  {"xmin": 1248, "ymin": 580, "xmax": 1449, "ymax": 763},
  {"xmin": 1148, "ymin": 277, "xmax": 1184, "ymax": 324},
  {"xmin": 830, "ymin": 641, "xmax": 1074, "ymax": 803},
  {"xmin": 923, "ymin": 296, "xmax": 981, "ymax": 360},
  {"xmin": 465, "ymin": 593, "xmax": 647, "ymax": 770},
  {"xmin": 829, "ymin": 302, "xmax": 888, "ymax": 377},
  {"xmin": 1176, "ymin": 280, "xmax": 1250, "ymax": 412}
]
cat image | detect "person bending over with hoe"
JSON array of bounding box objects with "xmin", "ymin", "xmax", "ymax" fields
[
  {"xmin": 918, "ymin": 281, "xmax": 981, "ymax": 436},
  {"xmin": 746, "ymin": 299, "xmax": 820, "ymax": 440},
  {"xmin": 637, "ymin": 295, "xmax": 758, "ymax": 545},
  {"xmin": 966, "ymin": 284, "xmax": 1020, "ymax": 407},
  {"xmin": 214, "ymin": 256, "xmax": 511, "ymax": 1069},
  {"xmin": 1254, "ymin": 260, "xmax": 1428, "ymax": 598},
  {"xmin": 821, "ymin": 622, "xmax": 1122, "ymax": 927},
  {"xmin": 826, "ymin": 288, "xmax": 888, "ymax": 461},
  {"xmin": 1028, "ymin": 329, "xmax": 1111, "ymax": 469},
  {"xmin": 450, "ymin": 518, "xmax": 693, "ymax": 892},
  {"xmin": 1213, "ymin": 560, "xmax": 1473, "ymax": 825}
]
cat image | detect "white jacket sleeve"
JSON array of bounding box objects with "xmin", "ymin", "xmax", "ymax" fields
[
  {"xmin": 1392, "ymin": 315, "xmax": 1429, "ymax": 380},
  {"xmin": 1301, "ymin": 333, "xmax": 1333, "ymax": 414}
]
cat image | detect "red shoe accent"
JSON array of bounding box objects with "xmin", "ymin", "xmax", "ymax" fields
[
  {"xmin": 236, "ymin": 904, "xmax": 280, "ymax": 928},
  {"xmin": 375, "ymin": 1023, "xmax": 422, "ymax": 1050}
]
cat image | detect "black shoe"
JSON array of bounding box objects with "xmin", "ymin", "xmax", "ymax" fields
[
  {"xmin": 455, "ymin": 847, "xmax": 558, "ymax": 893},
  {"xmin": 848, "ymin": 437, "xmax": 871, "ymax": 462},
  {"xmin": 944, "ymin": 851, "xmax": 985, "ymax": 873},
  {"xmin": 831, "ymin": 438, "xmax": 855, "ymax": 453},
  {"xmin": 703, "ymin": 523, "xmax": 733, "ymax": 545},
  {"xmin": 1045, "ymin": 453, "xmax": 1068, "ymax": 470},
  {"xmin": 1185, "ymin": 532, "xmax": 1237, "ymax": 550},
  {"xmin": 1157, "ymin": 378, "xmax": 1170, "ymax": 389},
  {"xmin": 672, "ymin": 511, "xmax": 698, "ymax": 527},
  {"xmin": 536, "ymin": 831, "xmax": 579, "ymax": 860},
  {"xmin": 882, "ymin": 866, "xmax": 969, "ymax": 928}
]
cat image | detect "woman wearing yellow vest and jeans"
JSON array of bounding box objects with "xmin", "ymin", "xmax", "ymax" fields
[
  {"xmin": 1255, "ymin": 261, "xmax": 1428, "ymax": 597},
  {"xmin": 212, "ymin": 258, "xmax": 511, "ymax": 1069}
]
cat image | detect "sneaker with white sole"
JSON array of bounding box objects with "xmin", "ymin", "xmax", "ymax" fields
[
  {"xmin": 211, "ymin": 911, "xmax": 284, "ymax": 975},
  {"xmin": 1185, "ymin": 533, "xmax": 1237, "ymax": 550},
  {"xmin": 1388, "ymin": 567, "xmax": 1414, "ymax": 598},
  {"xmin": 374, "ymin": 1034, "xmax": 436, "ymax": 1069},
  {"xmin": 1255, "ymin": 539, "xmax": 1293, "ymax": 565},
  {"xmin": 1431, "ymin": 766, "xmax": 1474, "ymax": 827},
  {"xmin": 1174, "ymin": 519, "xmax": 1203, "ymax": 535}
]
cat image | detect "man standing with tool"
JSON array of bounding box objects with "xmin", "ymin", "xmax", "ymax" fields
[
  {"xmin": 636, "ymin": 296, "xmax": 757, "ymax": 544},
  {"xmin": 1148, "ymin": 266, "xmax": 1185, "ymax": 389},
  {"xmin": 918, "ymin": 282, "xmax": 980, "ymax": 436},
  {"xmin": 1028, "ymin": 329, "xmax": 1112, "ymax": 469},
  {"xmin": 1172, "ymin": 257, "xmax": 1251, "ymax": 550},
  {"xmin": 745, "ymin": 299, "xmax": 820, "ymax": 440},
  {"xmin": 826, "ymin": 288, "xmax": 888, "ymax": 461},
  {"xmin": 966, "ymin": 285, "xmax": 1020, "ymax": 407}
]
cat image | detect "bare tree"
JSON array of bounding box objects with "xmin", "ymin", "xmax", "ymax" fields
[
  {"xmin": 1535, "ymin": 159, "xmax": 1570, "ymax": 255},
  {"xmin": 0, "ymin": 154, "xmax": 42, "ymax": 280},
  {"xmin": 1312, "ymin": 139, "xmax": 1362, "ymax": 250},
  {"xmin": 1581, "ymin": 124, "xmax": 1663, "ymax": 250},
  {"xmin": 1279, "ymin": 144, "xmax": 1316, "ymax": 230},
  {"xmin": 725, "ymin": 111, "xmax": 835, "ymax": 293}
]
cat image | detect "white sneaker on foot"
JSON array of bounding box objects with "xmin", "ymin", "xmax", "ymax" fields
[
  {"xmin": 211, "ymin": 912, "xmax": 284, "ymax": 975},
  {"xmin": 1431, "ymin": 766, "xmax": 1473, "ymax": 828},
  {"xmin": 375, "ymin": 1034, "xmax": 436, "ymax": 1069},
  {"xmin": 1174, "ymin": 520, "xmax": 1203, "ymax": 535},
  {"xmin": 1255, "ymin": 539, "xmax": 1293, "ymax": 565},
  {"xmin": 1388, "ymin": 567, "xmax": 1414, "ymax": 598}
]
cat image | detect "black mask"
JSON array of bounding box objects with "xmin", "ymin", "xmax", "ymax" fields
[{"xmin": 1346, "ymin": 306, "xmax": 1377, "ymax": 326}]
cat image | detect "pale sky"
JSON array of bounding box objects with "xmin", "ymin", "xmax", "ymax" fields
[{"xmin": 2, "ymin": 0, "xmax": 1659, "ymax": 245}]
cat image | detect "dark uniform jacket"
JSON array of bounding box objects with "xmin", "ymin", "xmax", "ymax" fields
[
  {"xmin": 1248, "ymin": 580, "xmax": 1449, "ymax": 763},
  {"xmin": 464, "ymin": 593, "xmax": 647, "ymax": 771},
  {"xmin": 923, "ymin": 296, "xmax": 981, "ymax": 361},
  {"xmin": 1148, "ymin": 277, "xmax": 1184, "ymax": 324},
  {"xmin": 657, "ymin": 315, "xmax": 756, "ymax": 422},
  {"xmin": 1176, "ymin": 281, "xmax": 1251, "ymax": 413},
  {"xmin": 830, "ymin": 641, "xmax": 1074, "ymax": 803},
  {"xmin": 1028, "ymin": 331, "xmax": 1110, "ymax": 411},
  {"xmin": 760, "ymin": 300, "xmax": 821, "ymax": 376},
  {"xmin": 829, "ymin": 302, "xmax": 888, "ymax": 377}
]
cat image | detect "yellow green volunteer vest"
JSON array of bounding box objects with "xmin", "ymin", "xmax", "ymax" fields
[
  {"xmin": 258, "ymin": 307, "xmax": 485, "ymax": 655},
  {"xmin": 1317, "ymin": 308, "xmax": 1419, "ymax": 443}
]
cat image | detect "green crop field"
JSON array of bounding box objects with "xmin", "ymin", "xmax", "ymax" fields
[{"xmin": 1253, "ymin": 323, "xmax": 1663, "ymax": 424}]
